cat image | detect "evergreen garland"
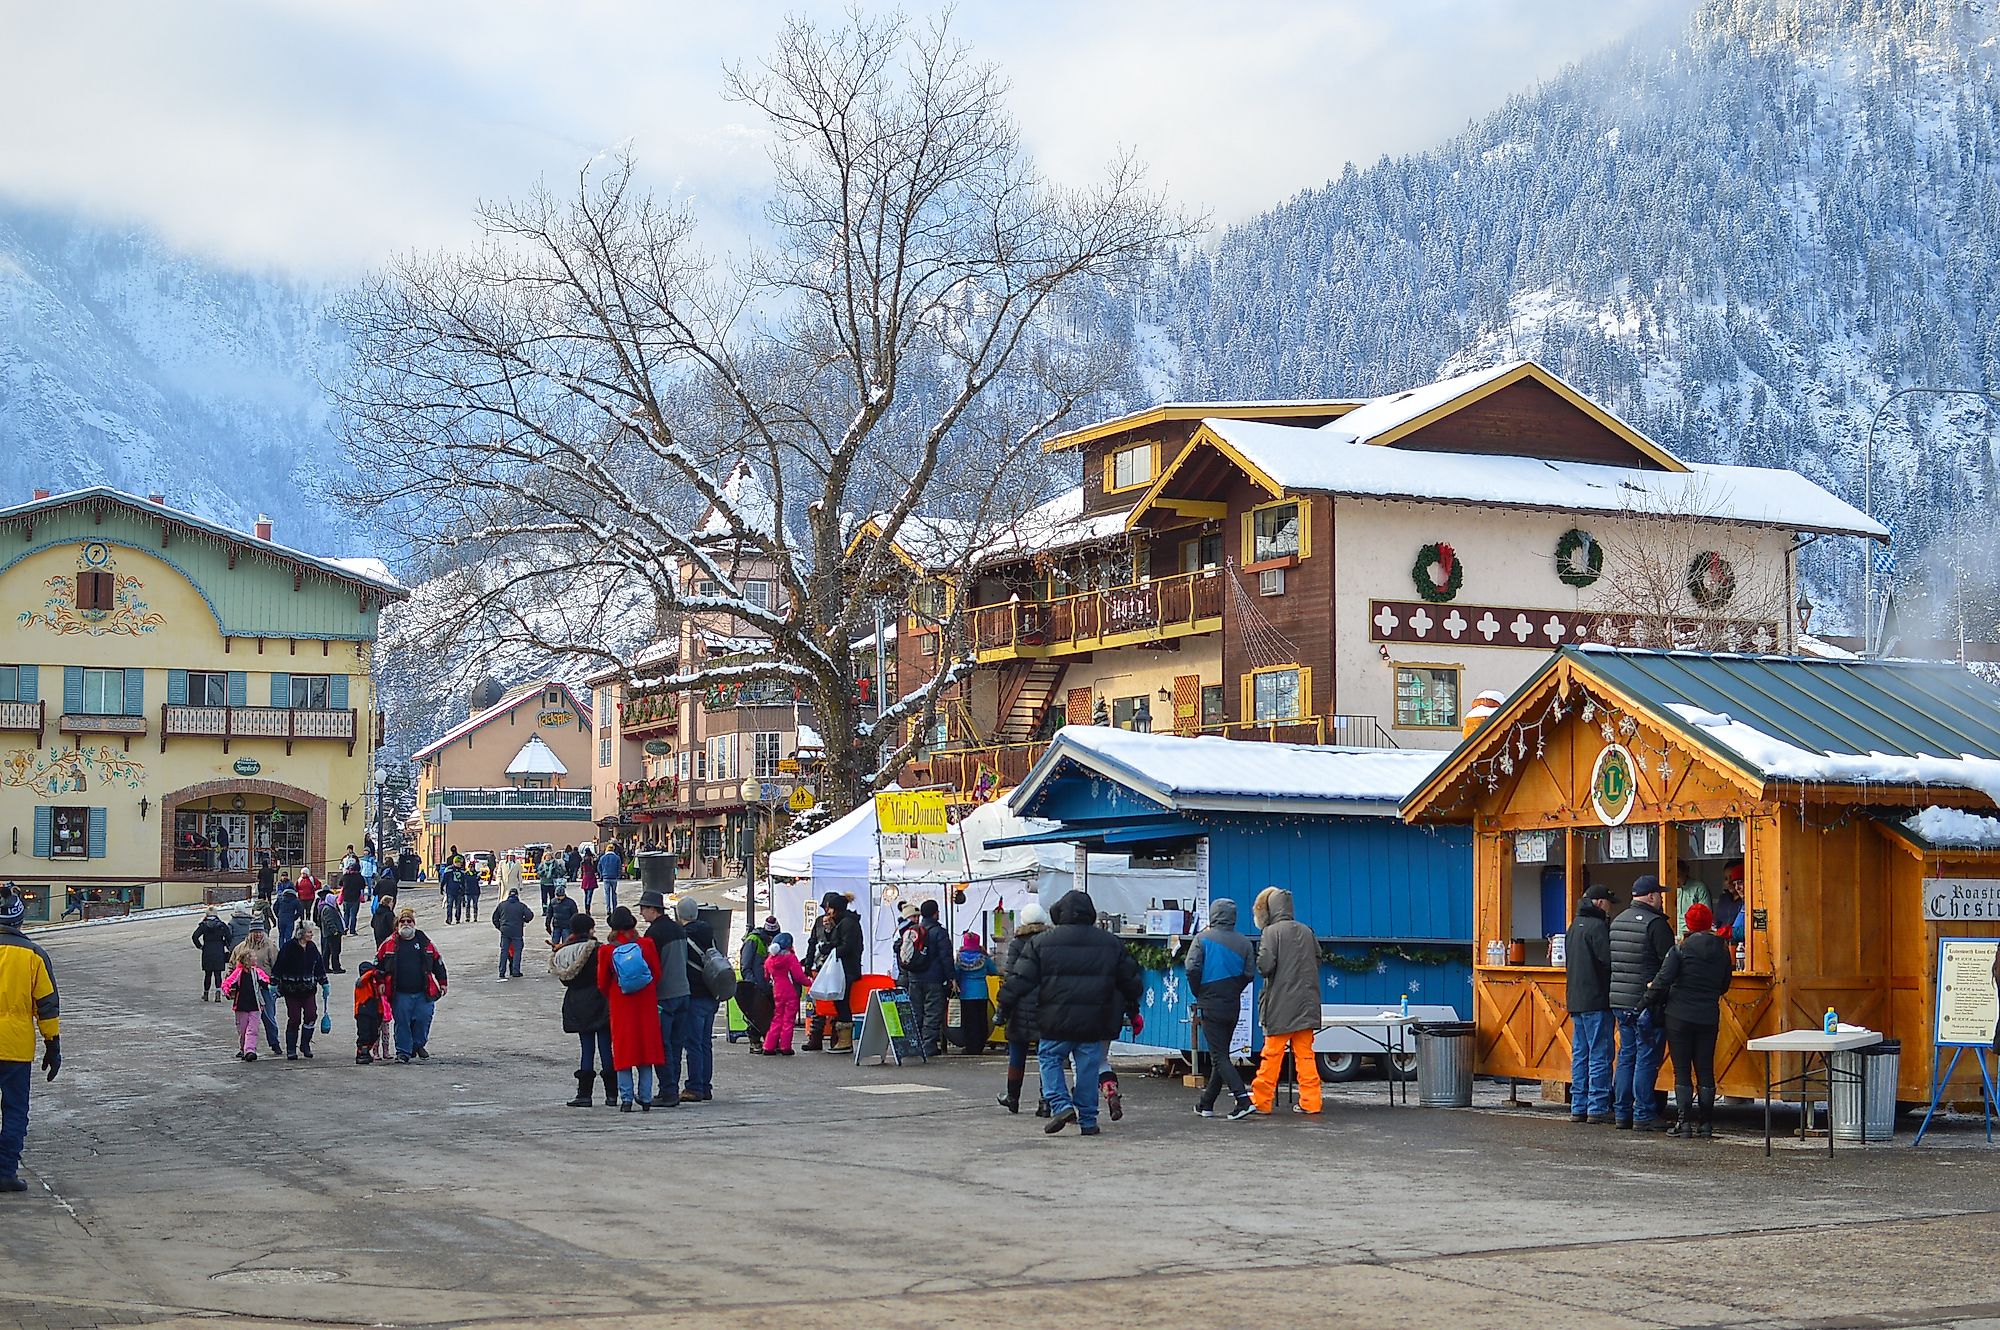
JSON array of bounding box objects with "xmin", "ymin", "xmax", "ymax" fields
[
  {"xmin": 1412, "ymin": 541, "xmax": 1464, "ymax": 602},
  {"xmin": 1554, "ymin": 528, "xmax": 1604, "ymax": 588}
]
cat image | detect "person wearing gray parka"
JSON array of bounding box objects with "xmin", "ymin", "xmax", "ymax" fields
[{"xmin": 1249, "ymin": 886, "xmax": 1325, "ymax": 1115}]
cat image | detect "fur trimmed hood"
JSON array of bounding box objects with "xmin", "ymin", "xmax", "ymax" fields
[{"xmin": 550, "ymin": 939, "xmax": 599, "ymax": 983}]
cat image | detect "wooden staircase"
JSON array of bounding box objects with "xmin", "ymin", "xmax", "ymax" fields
[{"xmin": 993, "ymin": 661, "xmax": 1066, "ymax": 745}]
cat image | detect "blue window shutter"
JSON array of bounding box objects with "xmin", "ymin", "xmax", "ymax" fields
[
  {"xmin": 123, "ymin": 669, "xmax": 144, "ymax": 716},
  {"xmin": 167, "ymin": 669, "xmax": 188, "ymax": 706},
  {"xmin": 329, "ymin": 674, "xmax": 349, "ymax": 710},
  {"xmin": 87, "ymin": 807, "xmax": 106, "ymax": 859},
  {"xmin": 63, "ymin": 666, "xmax": 83, "ymax": 714},
  {"xmin": 269, "ymin": 671, "xmax": 291, "ymax": 707},
  {"xmin": 227, "ymin": 672, "xmax": 246, "ymax": 707},
  {"xmin": 17, "ymin": 665, "xmax": 37, "ymax": 702},
  {"xmin": 33, "ymin": 807, "xmax": 51, "ymax": 858}
]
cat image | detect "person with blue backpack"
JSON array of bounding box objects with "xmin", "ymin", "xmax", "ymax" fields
[{"xmin": 593, "ymin": 906, "xmax": 664, "ymax": 1112}]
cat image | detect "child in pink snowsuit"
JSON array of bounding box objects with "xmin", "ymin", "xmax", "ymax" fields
[
  {"xmin": 220, "ymin": 946, "xmax": 271, "ymax": 1061},
  {"xmin": 763, "ymin": 932, "xmax": 807, "ymax": 1055}
]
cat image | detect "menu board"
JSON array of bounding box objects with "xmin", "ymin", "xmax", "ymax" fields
[{"xmin": 1934, "ymin": 938, "xmax": 2000, "ymax": 1047}]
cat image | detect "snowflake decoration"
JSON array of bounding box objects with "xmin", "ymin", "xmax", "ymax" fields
[
  {"xmin": 1600, "ymin": 721, "xmax": 1617, "ymax": 744},
  {"xmin": 1618, "ymin": 715, "xmax": 1638, "ymax": 738},
  {"xmin": 1582, "ymin": 698, "xmax": 1596, "ymax": 722},
  {"xmin": 1499, "ymin": 752, "xmax": 1514, "ymax": 775},
  {"xmin": 1408, "ymin": 980, "xmax": 1422, "ymax": 994},
  {"xmin": 1143, "ymin": 987, "xmax": 1157, "ymax": 1009},
  {"xmin": 1161, "ymin": 973, "xmax": 1181, "ymax": 1008},
  {"xmin": 1326, "ymin": 973, "xmax": 1340, "ymax": 990},
  {"xmin": 1374, "ymin": 960, "xmax": 1390, "ymax": 975}
]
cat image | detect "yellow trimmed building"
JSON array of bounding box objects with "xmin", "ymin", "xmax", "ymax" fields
[{"xmin": 0, "ymin": 488, "xmax": 407, "ymax": 922}]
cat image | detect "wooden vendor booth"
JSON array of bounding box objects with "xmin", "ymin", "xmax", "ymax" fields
[{"xmin": 1402, "ymin": 645, "xmax": 2000, "ymax": 1105}]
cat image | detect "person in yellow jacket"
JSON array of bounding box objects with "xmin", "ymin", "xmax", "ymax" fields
[{"xmin": 0, "ymin": 882, "xmax": 61, "ymax": 1192}]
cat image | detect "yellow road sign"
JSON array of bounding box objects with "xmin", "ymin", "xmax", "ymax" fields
[{"xmin": 788, "ymin": 785, "xmax": 818, "ymax": 812}]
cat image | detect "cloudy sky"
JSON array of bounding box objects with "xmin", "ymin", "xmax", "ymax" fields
[{"xmin": 0, "ymin": 0, "xmax": 1687, "ymax": 277}]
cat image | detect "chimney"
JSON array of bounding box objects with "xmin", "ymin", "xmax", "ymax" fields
[
  {"xmin": 146, "ymin": 493, "xmax": 165, "ymax": 505},
  {"xmin": 254, "ymin": 514, "xmax": 273, "ymax": 541},
  {"xmin": 32, "ymin": 488, "xmax": 50, "ymax": 500}
]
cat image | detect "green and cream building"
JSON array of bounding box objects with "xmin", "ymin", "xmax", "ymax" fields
[{"xmin": 0, "ymin": 487, "xmax": 406, "ymax": 921}]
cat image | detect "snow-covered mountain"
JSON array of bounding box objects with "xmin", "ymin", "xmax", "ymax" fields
[
  {"xmin": 1155, "ymin": 0, "xmax": 2000, "ymax": 634},
  {"xmin": 0, "ymin": 203, "xmax": 352, "ymax": 549}
]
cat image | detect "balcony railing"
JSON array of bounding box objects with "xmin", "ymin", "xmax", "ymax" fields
[
  {"xmin": 162, "ymin": 704, "xmax": 358, "ymax": 755},
  {"xmin": 909, "ymin": 714, "xmax": 1397, "ymax": 797},
  {"xmin": 966, "ymin": 570, "xmax": 1224, "ymax": 661},
  {"xmin": 430, "ymin": 787, "xmax": 593, "ymax": 809},
  {"xmin": 618, "ymin": 777, "xmax": 680, "ymax": 811},
  {"xmin": 60, "ymin": 712, "xmax": 147, "ymax": 740},
  {"xmin": 619, "ymin": 692, "xmax": 680, "ymax": 736},
  {"xmin": 1, "ymin": 700, "xmax": 47, "ymax": 744}
]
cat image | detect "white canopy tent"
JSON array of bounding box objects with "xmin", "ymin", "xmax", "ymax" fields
[{"xmin": 768, "ymin": 798, "xmax": 1195, "ymax": 978}]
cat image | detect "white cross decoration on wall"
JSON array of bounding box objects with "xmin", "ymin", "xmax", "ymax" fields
[
  {"xmin": 1443, "ymin": 610, "xmax": 1467, "ymax": 639},
  {"xmin": 1373, "ymin": 604, "xmax": 1401, "ymax": 636},
  {"xmin": 1409, "ymin": 608, "xmax": 1433, "ymax": 637},
  {"xmin": 1510, "ymin": 613, "xmax": 1534, "ymax": 642},
  {"xmin": 1543, "ymin": 616, "xmax": 1566, "ymax": 643},
  {"xmin": 1477, "ymin": 612, "xmax": 1500, "ymax": 641}
]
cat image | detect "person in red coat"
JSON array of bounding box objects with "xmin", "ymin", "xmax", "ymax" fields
[{"xmin": 595, "ymin": 906, "xmax": 665, "ymax": 1111}]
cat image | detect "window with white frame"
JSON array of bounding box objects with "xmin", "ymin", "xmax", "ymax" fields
[
  {"xmin": 1109, "ymin": 443, "xmax": 1154, "ymax": 491},
  {"xmin": 708, "ymin": 734, "xmax": 731, "ymax": 782},
  {"xmin": 1394, "ymin": 666, "xmax": 1461, "ymax": 729},
  {"xmin": 186, "ymin": 670, "xmax": 228, "ymax": 706},
  {"xmin": 0, "ymin": 665, "xmax": 16, "ymax": 702},
  {"xmin": 289, "ymin": 674, "xmax": 331, "ymax": 710},
  {"xmin": 1251, "ymin": 502, "xmax": 1301, "ymax": 562},
  {"xmin": 80, "ymin": 668, "xmax": 126, "ymax": 716},
  {"xmin": 753, "ymin": 731, "xmax": 782, "ymax": 778},
  {"xmin": 742, "ymin": 580, "xmax": 772, "ymax": 611},
  {"xmin": 598, "ymin": 737, "xmax": 612, "ymax": 767},
  {"xmin": 692, "ymin": 748, "xmax": 707, "ymax": 781}
]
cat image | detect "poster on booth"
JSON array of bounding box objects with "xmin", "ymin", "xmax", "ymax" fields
[
  {"xmin": 1934, "ymin": 937, "xmax": 2000, "ymax": 1047},
  {"xmin": 875, "ymin": 790, "xmax": 948, "ymax": 836}
]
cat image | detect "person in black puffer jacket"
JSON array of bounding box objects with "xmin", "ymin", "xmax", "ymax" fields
[
  {"xmin": 998, "ymin": 890, "xmax": 1142, "ymax": 1136},
  {"xmin": 1564, "ymin": 885, "xmax": 1615, "ymax": 1124},
  {"xmin": 803, "ymin": 892, "xmax": 864, "ymax": 1052},
  {"xmin": 192, "ymin": 908, "xmax": 234, "ymax": 1001},
  {"xmin": 550, "ymin": 913, "xmax": 613, "ymax": 1108},
  {"xmin": 1608, "ymin": 877, "xmax": 1675, "ymax": 1131},
  {"xmin": 994, "ymin": 903, "xmax": 1051, "ymax": 1115},
  {"xmin": 1645, "ymin": 902, "xmax": 1735, "ymax": 1139}
]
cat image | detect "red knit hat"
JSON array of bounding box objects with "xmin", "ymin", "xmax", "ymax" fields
[{"xmin": 1684, "ymin": 902, "xmax": 1714, "ymax": 933}]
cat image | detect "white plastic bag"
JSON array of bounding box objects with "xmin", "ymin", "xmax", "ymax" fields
[{"xmin": 807, "ymin": 956, "xmax": 848, "ymax": 1002}]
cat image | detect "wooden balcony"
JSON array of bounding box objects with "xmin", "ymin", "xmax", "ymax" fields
[
  {"xmin": 59, "ymin": 711, "xmax": 147, "ymax": 750},
  {"xmin": 619, "ymin": 692, "xmax": 679, "ymax": 737},
  {"xmin": 161, "ymin": 704, "xmax": 358, "ymax": 755},
  {"xmin": 966, "ymin": 570, "xmax": 1224, "ymax": 663},
  {"xmin": 0, "ymin": 699, "xmax": 46, "ymax": 745},
  {"xmin": 1198, "ymin": 714, "xmax": 1398, "ymax": 749}
]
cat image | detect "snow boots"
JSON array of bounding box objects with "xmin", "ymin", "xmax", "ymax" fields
[
  {"xmin": 568, "ymin": 1070, "xmax": 594, "ymax": 1109},
  {"xmin": 600, "ymin": 1069, "xmax": 618, "ymax": 1107}
]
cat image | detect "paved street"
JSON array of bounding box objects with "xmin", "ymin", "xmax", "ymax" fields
[{"xmin": 7, "ymin": 906, "xmax": 2000, "ymax": 1329}]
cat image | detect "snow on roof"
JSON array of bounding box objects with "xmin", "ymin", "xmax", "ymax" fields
[
  {"xmin": 505, "ymin": 734, "xmax": 569, "ymax": 777},
  {"xmin": 1011, "ymin": 725, "xmax": 1448, "ymax": 817},
  {"xmin": 698, "ymin": 630, "xmax": 771, "ymax": 656},
  {"xmin": 0, "ymin": 486, "xmax": 410, "ymax": 597},
  {"xmin": 975, "ymin": 487, "xmax": 1131, "ymax": 565},
  {"xmin": 1666, "ymin": 704, "xmax": 2000, "ymax": 805},
  {"xmin": 797, "ymin": 723, "xmax": 823, "ymax": 752},
  {"xmin": 412, "ymin": 677, "xmax": 592, "ymax": 760},
  {"xmin": 851, "ymin": 624, "xmax": 898, "ymax": 651},
  {"xmin": 1201, "ymin": 417, "xmax": 1886, "ymax": 540},
  {"xmin": 1903, "ymin": 805, "xmax": 2000, "ymax": 849},
  {"xmin": 1318, "ymin": 361, "xmax": 1532, "ymax": 446}
]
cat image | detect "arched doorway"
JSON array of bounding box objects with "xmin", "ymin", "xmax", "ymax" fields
[{"xmin": 162, "ymin": 779, "xmax": 330, "ymax": 881}]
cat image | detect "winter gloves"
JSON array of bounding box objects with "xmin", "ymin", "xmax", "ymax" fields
[{"xmin": 41, "ymin": 1037, "xmax": 60, "ymax": 1082}]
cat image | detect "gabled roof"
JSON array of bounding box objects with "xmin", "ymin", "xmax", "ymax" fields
[
  {"xmin": 1403, "ymin": 647, "xmax": 2000, "ymax": 819},
  {"xmin": 1129, "ymin": 418, "xmax": 1884, "ymax": 540},
  {"xmin": 0, "ymin": 486, "xmax": 410, "ymax": 597},
  {"xmin": 1039, "ymin": 399, "xmax": 1363, "ymax": 454},
  {"xmin": 860, "ymin": 487, "xmax": 1134, "ymax": 576},
  {"xmin": 1319, "ymin": 359, "xmax": 1684, "ymax": 469},
  {"xmin": 412, "ymin": 677, "xmax": 591, "ymax": 761},
  {"xmin": 697, "ymin": 461, "xmax": 790, "ymax": 546},
  {"xmin": 1009, "ymin": 725, "xmax": 1448, "ymax": 819},
  {"xmin": 506, "ymin": 734, "xmax": 569, "ymax": 777}
]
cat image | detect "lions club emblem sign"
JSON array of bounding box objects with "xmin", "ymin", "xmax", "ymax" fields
[{"xmin": 1590, "ymin": 744, "xmax": 1637, "ymax": 826}]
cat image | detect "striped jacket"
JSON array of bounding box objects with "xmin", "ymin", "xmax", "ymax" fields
[{"xmin": 0, "ymin": 925, "xmax": 58, "ymax": 1062}]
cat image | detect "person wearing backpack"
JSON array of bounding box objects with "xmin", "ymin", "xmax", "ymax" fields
[
  {"xmin": 594, "ymin": 906, "xmax": 664, "ymax": 1111},
  {"xmin": 674, "ymin": 897, "xmax": 725, "ymax": 1102},
  {"xmin": 737, "ymin": 915, "xmax": 778, "ymax": 1053},
  {"xmin": 897, "ymin": 899, "xmax": 953, "ymax": 1058}
]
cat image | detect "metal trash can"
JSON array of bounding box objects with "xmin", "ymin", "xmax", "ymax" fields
[
  {"xmin": 636, "ymin": 850, "xmax": 677, "ymax": 895},
  {"xmin": 1415, "ymin": 1021, "xmax": 1476, "ymax": 1107},
  {"xmin": 1831, "ymin": 1039, "xmax": 1900, "ymax": 1142}
]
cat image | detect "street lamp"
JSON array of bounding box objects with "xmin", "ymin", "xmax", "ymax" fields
[
  {"xmin": 372, "ymin": 766, "xmax": 387, "ymax": 861},
  {"xmin": 1862, "ymin": 387, "xmax": 2000, "ymax": 653}
]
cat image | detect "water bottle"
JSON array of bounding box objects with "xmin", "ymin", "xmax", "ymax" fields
[
  {"xmin": 1823, "ymin": 1006, "xmax": 1838, "ymax": 1035},
  {"xmin": 1400, "ymin": 992, "xmax": 1410, "ymax": 1017}
]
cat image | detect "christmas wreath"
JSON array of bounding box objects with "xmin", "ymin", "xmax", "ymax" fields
[
  {"xmin": 1412, "ymin": 541, "xmax": 1464, "ymax": 603},
  {"xmin": 1686, "ymin": 551, "xmax": 1737, "ymax": 609},
  {"xmin": 1554, "ymin": 528, "xmax": 1603, "ymax": 588}
]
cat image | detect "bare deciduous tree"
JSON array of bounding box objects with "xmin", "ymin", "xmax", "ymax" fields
[
  {"xmin": 338, "ymin": 10, "xmax": 1193, "ymax": 813},
  {"xmin": 1594, "ymin": 477, "xmax": 1795, "ymax": 652}
]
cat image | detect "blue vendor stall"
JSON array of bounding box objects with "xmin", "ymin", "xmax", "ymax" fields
[{"xmin": 1000, "ymin": 726, "xmax": 1474, "ymax": 1079}]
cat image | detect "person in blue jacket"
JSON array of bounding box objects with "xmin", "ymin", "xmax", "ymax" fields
[
  {"xmin": 1186, "ymin": 898, "xmax": 1257, "ymax": 1120},
  {"xmin": 955, "ymin": 931, "xmax": 1000, "ymax": 1053},
  {"xmin": 596, "ymin": 844, "xmax": 624, "ymax": 918}
]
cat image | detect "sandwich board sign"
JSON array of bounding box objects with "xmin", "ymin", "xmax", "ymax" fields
[
  {"xmin": 1913, "ymin": 936, "xmax": 2000, "ymax": 1146},
  {"xmin": 853, "ymin": 988, "xmax": 927, "ymax": 1066}
]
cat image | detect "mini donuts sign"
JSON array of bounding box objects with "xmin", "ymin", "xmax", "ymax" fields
[{"xmin": 1590, "ymin": 744, "xmax": 1637, "ymax": 826}]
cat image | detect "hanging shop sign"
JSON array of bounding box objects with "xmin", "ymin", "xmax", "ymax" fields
[
  {"xmin": 1590, "ymin": 744, "xmax": 1637, "ymax": 827},
  {"xmin": 642, "ymin": 739, "xmax": 671, "ymax": 756},
  {"xmin": 232, "ymin": 758, "xmax": 262, "ymax": 776}
]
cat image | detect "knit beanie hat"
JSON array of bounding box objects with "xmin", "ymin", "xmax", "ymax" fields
[
  {"xmin": 962, "ymin": 932, "xmax": 981, "ymax": 950},
  {"xmin": 1684, "ymin": 902, "xmax": 1714, "ymax": 933},
  {"xmin": 772, "ymin": 932, "xmax": 794, "ymax": 952},
  {"xmin": 674, "ymin": 896, "xmax": 699, "ymax": 924},
  {"xmin": 0, "ymin": 887, "xmax": 23, "ymax": 927}
]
